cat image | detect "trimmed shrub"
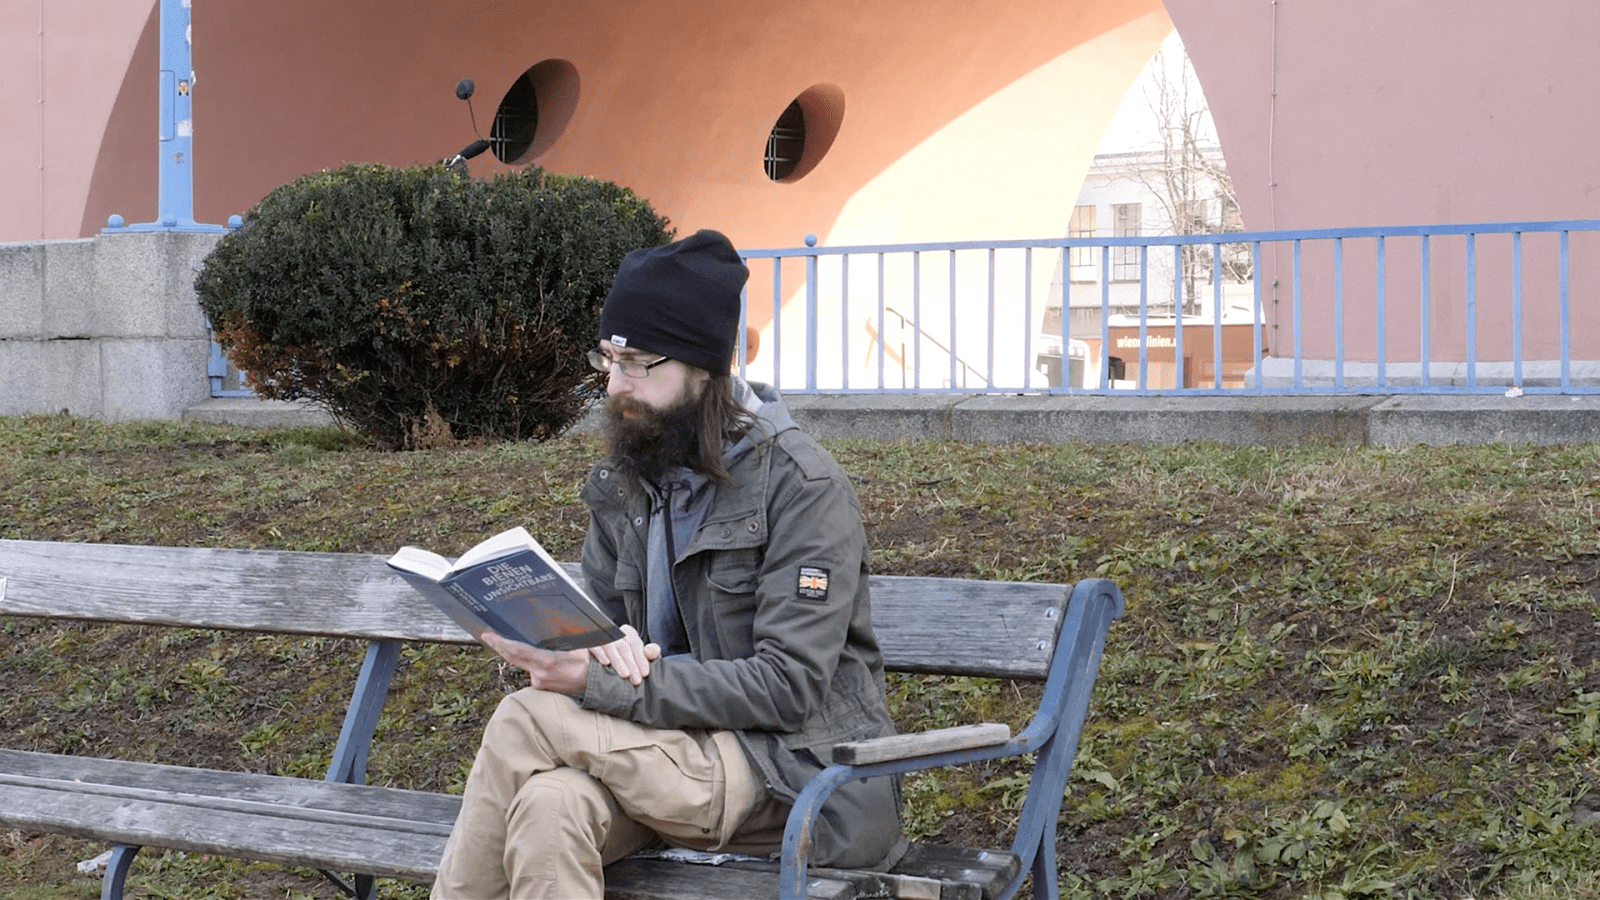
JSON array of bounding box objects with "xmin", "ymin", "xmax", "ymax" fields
[{"xmin": 195, "ymin": 163, "xmax": 672, "ymax": 448}]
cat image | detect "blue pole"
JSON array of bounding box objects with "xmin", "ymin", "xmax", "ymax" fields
[{"xmin": 106, "ymin": 0, "xmax": 224, "ymax": 233}]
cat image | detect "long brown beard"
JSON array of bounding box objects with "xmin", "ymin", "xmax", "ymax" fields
[{"xmin": 603, "ymin": 393, "xmax": 705, "ymax": 489}]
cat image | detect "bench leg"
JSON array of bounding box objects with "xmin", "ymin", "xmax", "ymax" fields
[
  {"xmin": 1028, "ymin": 820, "xmax": 1060, "ymax": 900},
  {"xmin": 318, "ymin": 868, "xmax": 377, "ymax": 900},
  {"xmin": 100, "ymin": 844, "xmax": 140, "ymax": 900}
]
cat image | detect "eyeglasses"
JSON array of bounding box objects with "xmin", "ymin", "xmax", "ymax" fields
[{"xmin": 587, "ymin": 349, "xmax": 672, "ymax": 378}]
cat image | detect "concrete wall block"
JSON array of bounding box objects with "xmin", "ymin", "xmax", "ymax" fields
[
  {"xmin": 0, "ymin": 241, "xmax": 45, "ymax": 338},
  {"xmin": 782, "ymin": 393, "xmax": 962, "ymax": 441},
  {"xmin": 1370, "ymin": 396, "xmax": 1600, "ymax": 446},
  {"xmin": 90, "ymin": 231, "xmax": 217, "ymax": 339},
  {"xmin": 950, "ymin": 394, "xmax": 1379, "ymax": 447},
  {"xmin": 41, "ymin": 238, "xmax": 99, "ymax": 337},
  {"xmin": 99, "ymin": 338, "xmax": 213, "ymax": 422},
  {"xmin": 160, "ymin": 231, "xmax": 224, "ymax": 336},
  {"xmin": 183, "ymin": 397, "xmax": 337, "ymax": 428},
  {"xmin": 0, "ymin": 339, "xmax": 103, "ymax": 418},
  {"xmin": 90, "ymin": 232, "xmax": 170, "ymax": 337}
]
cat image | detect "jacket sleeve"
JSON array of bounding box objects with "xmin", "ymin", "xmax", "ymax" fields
[{"xmin": 581, "ymin": 439, "xmax": 869, "ymax": 735}]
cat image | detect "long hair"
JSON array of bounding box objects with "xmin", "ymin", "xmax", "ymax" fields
[{"xmin": 693, "ymin": 370, "xmax": 761, "ymax": 483}]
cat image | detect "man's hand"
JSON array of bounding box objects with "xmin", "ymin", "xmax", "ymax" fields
[
  {"xmin": 480, "ymin": 624, "xmax": 660, "ymax": 693},
  {"xmin": 588, "ymin": 624, "xmax": 660, "ymax": 686},
  {"xmin": 480, "ymin": 633, "xmax": 590, "ymax": 695}
]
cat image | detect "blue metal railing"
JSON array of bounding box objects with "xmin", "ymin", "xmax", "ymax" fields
[
  {"xmin": 208, "ymin": 220, "xmax": 1600, "ymax": 398},
  {"xmin": 734, "ymin": 220, "xmax": 1600, "ymax": 396}
]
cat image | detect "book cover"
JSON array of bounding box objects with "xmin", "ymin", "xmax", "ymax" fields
[{"xmin": 386, "ymin": 527, "xmax": 624, "ymax": 651}]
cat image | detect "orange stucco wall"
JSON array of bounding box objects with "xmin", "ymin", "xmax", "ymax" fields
[
  {"xmin": 48, "ymin": 0, "xmax": 1166, "ymax": 254},
  {"xmin": 9, "ymin": 1, "xmax": 1597, "ymax": 366},
  {"xmin": 1165, "ymin": 0, "xmax": 1600, "ymax": 361},
  {"xmin": 0, "ymin": 0, "xmax": 154, "ymax": 240}
]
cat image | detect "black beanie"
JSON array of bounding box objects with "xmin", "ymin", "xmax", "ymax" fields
[{"xmin": 598, "ymin": 229, "xmax": 748, "ymax": 373}]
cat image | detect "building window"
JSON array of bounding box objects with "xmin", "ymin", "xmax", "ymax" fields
[
  {"xmin": 1068, "ymin": 205, "xmax": 1097, "ymax": 282},
  {"xmin": 1112, "ymin": 203, "xmax": 1141, "ymax": 282},
  {"xmin": 491, "ymin": 74, "xmax": 539, "ymax": 163},
  {"xmin": 490, "ymin": 60, "xmax": 580, "ymax": 164},
  {"xmin": 764, "ymin": 101, "xmax": 805, "ymax": 181},
  {"xmin": 762, "ymin": 84, "xmax": 845, "ymax": 183}
]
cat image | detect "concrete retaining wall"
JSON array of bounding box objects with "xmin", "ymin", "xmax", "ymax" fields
[
  {"xmin": 778, "ymin": 392, "xmax": 1600, "ymax": 446},
  {"xmin": 5, "ymin": 229, "xmax": 1597, "ymax": 445},
  {"xmin": 0, "ymin": 231, "xmax": 222, "ymax": 421}
]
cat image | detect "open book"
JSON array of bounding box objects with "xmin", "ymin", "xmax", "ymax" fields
[{"xmin": 386, "ymin": 526, "xmax": 624, "ymax": 650}]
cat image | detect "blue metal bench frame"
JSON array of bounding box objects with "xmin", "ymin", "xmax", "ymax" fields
[{"xmin": 782, "ymin": 578, "xmax": 1124, "ymax": 900}]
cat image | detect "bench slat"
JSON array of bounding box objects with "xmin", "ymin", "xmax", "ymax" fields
[
  {"xmin": 604, "ymin": 841, "xmax": 1020, "ymax": 900},
  {"xmin": 0, "ymin": 753, "xmax": 451, "ymax": 881},
  {"xmin": 605, "ymin": 857, "xmax": 862, "ymax": 900},
  {"xmin": 0, "ymin": 749, "xmax": 461, "ymax": 826},
  {"xmin": 0, "ymin": 540, "xmax": 1067, "ymax": 678}
]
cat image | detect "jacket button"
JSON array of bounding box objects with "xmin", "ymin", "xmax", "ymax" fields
[
  {"xmin": 633, "ymin": 517, "xmax": 644, "ymax": 526},
  {"xmin": 721, "ymin": 527, "xmax": 732, "ymax": 538},
  {"xmin": 748, "ymin": 521, "xmax": 759, "ymax": 533},
  {"xmin": 598, "ymin": 469, "xmax": 609, "ymax": 479}
]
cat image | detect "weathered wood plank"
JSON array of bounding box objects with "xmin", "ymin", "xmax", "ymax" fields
[
  {"xmin": 868, "ymin": 577, "xmax": 1065, "ymax": 678},
  {"xmin": 0, "ymin": 778, "xmax": 448, "ymax": 881},
  {"xmin": 832, "ymin": 723, "xmax": 1012, "ymax": 765},
  {"xmin": 0, "ymin": 749, "xmax": 461, "ymax": 825},
  {"xmin": 604, "ymin": 856, "xmax": 858, "ymax": 899},
  {"xmin": 0, "ymin": 539, "xmax": 474, "ymax": 644},
  {"xmin": 888, "ymin": 842, "xmax": 1021, "ymax": 898},
  {"xmin": 0, "ymin": 540, "xmax": 1067, "ymax": 678},
  {"xmin": 611, "ymin": 842, "xmax": 1016, "ymax": 900}
]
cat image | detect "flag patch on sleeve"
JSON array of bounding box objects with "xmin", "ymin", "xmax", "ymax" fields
[{"xmin": 796, "ymin": 566, "xmax": 831, "ymax": 602}]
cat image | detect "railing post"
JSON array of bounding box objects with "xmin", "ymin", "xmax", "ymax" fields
[
  {"xmin": 1420, "ymin": 235, "xmax": 1432, "ymax": 387},
  {"xmin": 1511, "ymin": 232, "xmax": 1522, "ymax": 387},
  {"xmin": 1375, "ymin": 236, "xmax": 1386, "ymax": 387},
  {"xmin": 1465, "ymin": 232, "xmax": 1478, "ymax": 386},
  {"xmin": 1560, "ymin": 230, "xmax": 1571, "ymax": 387},
  {"xmin": 104, "ymin": 0, "xmax": 223, "ymax": 234},
  {"xmin": 804, "ymin": 234, "xmax": 819, "ymax": 392},
  {"xmin": 1333, "ymin": 237, "xmax": 1344, "ymax": 389},
  {"xmin": 1172, "ymin": 244, "xmax": 1184, "ymax": 390},
  {"xmin": 1292, "ymin": 239, "xmax": 1303, "ymax": 389}
]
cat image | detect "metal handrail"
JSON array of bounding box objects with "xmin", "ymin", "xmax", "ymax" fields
[{"xmin": 734, "ymin": 220, "xmax": 1600, "ymax": 396}]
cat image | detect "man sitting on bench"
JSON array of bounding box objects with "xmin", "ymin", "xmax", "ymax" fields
[{"xmin": 431, "ymin": 230, "xmax": 906, "ymax": 899}]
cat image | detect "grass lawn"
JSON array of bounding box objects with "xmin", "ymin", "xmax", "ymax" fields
[{"xmin": 2, "ymin": 414, "xmax": 1599, "ymax": 899}]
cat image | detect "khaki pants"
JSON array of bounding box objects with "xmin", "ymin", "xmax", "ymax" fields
[{"xmin": 430, "ymin": 688, "xmax": 788, "ymax": 900}]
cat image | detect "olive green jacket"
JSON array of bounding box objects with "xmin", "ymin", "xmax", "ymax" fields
[{"xmin": 577, "ymin": 384, "xmax": 903, "ymax": 869}]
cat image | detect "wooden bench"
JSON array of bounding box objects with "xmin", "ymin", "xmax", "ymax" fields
[{"xmin": 0, "ymin": 538, "xmax": 1122, "ymax": 900}]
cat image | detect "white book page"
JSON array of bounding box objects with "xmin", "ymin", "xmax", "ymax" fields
[
  {"xmin": 386, "ymin": 546, "xmax": 452, "ymax": 581},
  {"xmin": 454, "ymin": 526, "xmax": 538, "ymax": 570}
]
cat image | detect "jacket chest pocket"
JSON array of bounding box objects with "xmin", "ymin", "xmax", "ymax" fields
[
  {"xmin": 613, "ymin": 559, "xmax": 644, "ymax": 598},
  {"xmin": 704, "ymin": 548, "xmax": 761, "ymax": 596},
  {"xmin": 703, "ymin": 547, "xmax": 762, "ymax": 643}
]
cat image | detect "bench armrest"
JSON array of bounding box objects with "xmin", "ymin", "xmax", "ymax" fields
[{"xmin": 830, "ymin": 722, "xmax": 1012, "ymax": 765}]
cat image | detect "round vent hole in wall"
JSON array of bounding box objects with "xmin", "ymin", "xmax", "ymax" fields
[
  {"xmin": 762, "ymin": 84, "xmax": 844, "ymax": 183},
  {"xmin": 491, "ymin": 59, "xmax": 580, "ymax": 164}
]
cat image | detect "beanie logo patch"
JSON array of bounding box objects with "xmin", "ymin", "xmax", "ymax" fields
[{"xmin": 608, "ymin": 335, "xmax": 629, "ymax": 348}]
